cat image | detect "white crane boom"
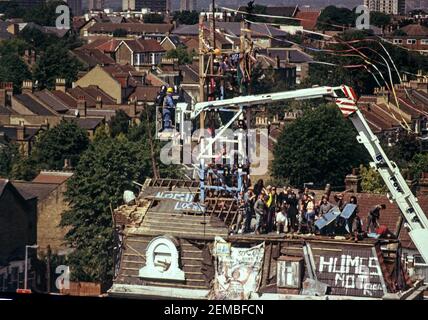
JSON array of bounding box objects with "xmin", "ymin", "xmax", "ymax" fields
[{"xmin": 190, "ymin": 84, "xmax": 428, "ymax": 263}]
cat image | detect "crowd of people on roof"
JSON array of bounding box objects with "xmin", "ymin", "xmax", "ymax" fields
[{"xmin": 231, "ymin": 179, "xmax": 388, "ymax": 242}]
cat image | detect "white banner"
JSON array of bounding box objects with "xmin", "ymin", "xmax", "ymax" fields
[{"xmin": 209, "ymin": 237, "xmax": 265, "ymax": 300}]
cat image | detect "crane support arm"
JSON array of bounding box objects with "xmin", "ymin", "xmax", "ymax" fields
[{"xmin": 190, "ymin": 84, "xmax": 428, "ymax": 262}]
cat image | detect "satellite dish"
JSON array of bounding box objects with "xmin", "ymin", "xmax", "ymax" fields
[{"xmin": 123, "ymin": 190, "xmax": 136, "ymax": 204}]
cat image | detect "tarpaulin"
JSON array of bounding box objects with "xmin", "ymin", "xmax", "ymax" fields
[{"xmin": 208, "ymin": 237, "xmax": 265, "ymax": 300}]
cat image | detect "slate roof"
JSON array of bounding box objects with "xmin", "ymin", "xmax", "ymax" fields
[
  {"xmin": 73, "ymin": 48, "xmax": 115, "ymax": 68},
  {"xmin": 32, "ymin": 171, "xmax": 73, "ymax": 185},
  {"xmin": 118, "ymin": 39, "xmax": 165, "ymax": 53},
  {"xmin": 0, "ymin": 125, "xmax": 41, "ymax": 141},
  {"xmin": 88, "ymin": 23, "xmax": 173, "ymax": 35},
  {"xmin": 12, "ymin": 181, "xmax": 59, "ymax": 201},
  {"xmin": 14, "ymin": 94, "xmax": 56, "ymax": 116},
  {"xmin": 33, "ymin": 90, "xmax": 70, "ymax": 113}
]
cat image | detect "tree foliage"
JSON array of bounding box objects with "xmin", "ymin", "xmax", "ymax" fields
[
  {"xmin": 317, "ymin": 6, "xmax": 356, "ymax": 31},
  {"xmin": 0, "ymin": 53, "xmax": 31, "ymax": 93},
  {"xmin": 165, "ymin": 46, "xmax": 194, "ymax": 65},
  {"xmin": 0, "ymin": 139, "xmax": 20, "ymax": 178},
  {"xmin": 370, "ymin": 12, "xmax": 391, "ymax": 28},
  {"xmin": 60, "ymin": 134, "xmax": 150, "ymax": 283},
  {"xmin": 302, "ymin": 30, "xmax": 428, "ymax": 95},
  {"xmin": 109, "ymin": 110, "xmax": 130, "ymax": 138},
  {"xmin": 60, "ymin": 115, "xmax": 182, "ymax": 283},
  {"xmin": 31, "ymin": 120, "xmax": 89, "ymax": 170},
  {"xmin": 360, "ymin": 165, "xmax": 387, "ymax": 193},
  {"xmin": 143, "ymin": 13, "xmax": 164, "ymax": 24},
  {"xmin": 23, "ymin": 1, "xmax": 69, "ymax": 27},
  {"xmin": 112, "ymin": 28, "xmax": 128, "ymax": 37},
  {"xmin": 33, "ymin": 42, "xmax": 83, "ymax": 89},
  {"xmin": 272, "ymin": 104, "xmax": 368, "ymax": 187},
  {"xmin": 173, "ymin": 11, "xmax": 199, "ymax": 25}
]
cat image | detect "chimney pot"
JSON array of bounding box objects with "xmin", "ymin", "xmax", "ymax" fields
[{"xmin": 77, "ymin": 96, "xmax": 87, "ymax": 117}]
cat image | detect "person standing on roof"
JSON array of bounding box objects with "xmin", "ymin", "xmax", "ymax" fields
[
  {"xmin": 162, "ymin": 87, "xmax": 175, "ymax": 130},
  {"xmin": 366, "ymin": 204, "xmax": 386, "ymax": 233}
]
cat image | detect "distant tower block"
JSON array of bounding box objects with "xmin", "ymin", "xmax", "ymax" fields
[{"xmin": 180, "ymin": 0, "xmax": 197, "ymax": 11}]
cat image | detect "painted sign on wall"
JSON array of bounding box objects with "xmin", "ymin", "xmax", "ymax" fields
[
  {"xmin": 153, "ymin": 191, "xmax": 194, "ymax": 203},
  {"xmin": 315, "ymin": 248, "xmax": 386, "ymax": 298}
]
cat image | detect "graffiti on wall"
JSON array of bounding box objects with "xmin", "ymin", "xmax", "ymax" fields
[{"xmin": 316, "ymin": 250, "xmax": 386, "ymax": 297}]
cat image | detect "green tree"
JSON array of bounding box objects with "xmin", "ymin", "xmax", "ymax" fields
[
  {"xmin": 33, "ymin": 42, "xmax": 83, "ymax": 89},
  {"xmin": 165, "ymin": 46, "xmax": 194, "ymax": 65},
  {"xmin": 143, "ymin": 13, "xmax": 164, "ymax": 23},
  {"xmin": 172, "ymin": 10, "xmax": 199, "ymax": 25},
  {"xmin": 370, "ymin": 12, "xmax": 391, "ymax": 28},
  {"xmin": 317, "ymin": 6, "xmax": 356, "ymax": 31},
  {"xmin": 383, "ymin": 133, "xmax": 421, "ymax": 168},
  {"xmin": 272, "ymin": 104, "xmax": 368, "ymax": 187},
  {"xmin": 0, "ymin": 139, "xmax": 20, "ymax": 178},
  {"xmin": 60, "ymin": 135, "xmax": 151, "ymax": 283},
  {"xmin": 112, "ymin": 28, "xmax": 128, "ymax": 37},
  {"xmin": 360, "ymin": 165, "xmax": 387, "ymax": 193},
  {"xmin": 23, "ymin": 1, "xmax": 69, "ymax": 27},
  {"xmin": 0, "ymin": 38, "xmax": 29, "ymax": 56},
  {"xmin": 31, "ymin": 120, "xmax": 89, "ymax": 170},
  {"xmin": 0, "ymin": 53, "xmax": 31, "ymax": 93},
  {"xmin": 109, "ymin": 110, "xmax": 130, "ymax": 137},
  {"xmin": 409, "ymin": 153, "xmax": 428, "ymax": 181}
]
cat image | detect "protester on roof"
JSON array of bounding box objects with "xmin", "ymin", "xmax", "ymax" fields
[
  {"xmin": 253, "ymin": 193, "xmax": 266, "ymax": 235},
  {"xmin": 243, "ymin": 186, "xmax": 256, "ymax": 233},
  {"xmin": 366, "ymin": 204, "xmax": 386, "ymax": 233},
  {"xmin": 162, "ymin": 87, "xmax": 175, "ymax": 131}
]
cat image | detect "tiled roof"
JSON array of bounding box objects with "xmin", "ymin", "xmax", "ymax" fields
[
  {"xmin": 51, "ymin": 90, "xmax": 78, "ymax": 109},
  {"xmin": 88, "ymin": 23, "xmax": 173, "ymax": 34},
  {"xmin": 400, "ymin": 24, "xmax": 428, "ymax": 36},
  {"xmin": 33, "ymin": 90, "xmax": 70, "ymax": 113},
  {"xmin": 73, "ymin": 117, "xmax": 104, "ymax": 130},
  {"xmin": 118, "ymin": 38, "xmax": 165, "ymax": 53},
  {"xmin": 32, "ymin": 171, "xmax": 73, "ymax": 185},
  {"xmin": 102, "ymin": 64, "xmax": 143, "ymax": 88},
  {"xmin": 339, "ymin": 192, "xmax": 428, "ymax": 250},
  {"xmin": 295, "ymin": 10, "xmax": 321, "ymax": 30},
  {"xmin": 0, "ymin": 125, "xmax": 41, "ymax": 141},
  {"xmin": 73, "ymin": 48, "xmax": 115, "ymax": 68},
  {"xmin": 67, "ymin": 85, "xmax": 116, "ymax": 107},
  {"xmin": 14, "ymin": 93, "xmax": 56, "ymax": 116},
  {"xmin": 129, "ymin": 86, "xmax": 159, "ymax": 102},
  {"xmin": 83, "ymin": 38, "xmax": 120, "ymax": 53},
  {"xmin": 12, "ymin": 180, "xmax": 59, "ymax": 201}
]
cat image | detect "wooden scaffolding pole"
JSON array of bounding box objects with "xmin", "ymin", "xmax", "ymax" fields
[{"xmin": 198, "ymin": 14, "xmax": 205, "ymax": 130}]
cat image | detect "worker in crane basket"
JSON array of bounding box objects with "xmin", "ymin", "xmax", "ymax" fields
[{"xmin": 162, "ymin": 87, "xmax": 175, "ymax": 130}]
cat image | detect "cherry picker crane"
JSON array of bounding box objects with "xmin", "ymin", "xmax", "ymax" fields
[{"xmin": 159, "ymin": 84, "xmax": 428, "ymax": 263}]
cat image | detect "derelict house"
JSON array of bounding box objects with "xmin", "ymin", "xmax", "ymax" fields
[{"xmin": 108, "ymin": 178, "xmax": 426, "ymax": 300}]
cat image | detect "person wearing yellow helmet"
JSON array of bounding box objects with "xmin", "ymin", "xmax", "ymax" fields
[{"xmin": 162, "ymin": 86, "xmax": 175, "ymax": 130}]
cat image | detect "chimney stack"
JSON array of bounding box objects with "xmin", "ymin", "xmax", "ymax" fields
[
  {"xmin": 344, "ymin": 168, "xmax": 362, "ymax": 193},
  {"xmin": 96, "ymin": 96, "xmax": 102, "ymax": 109},
  {"xmin": 55, "ymin": 78, "xmax": 66, "ymax": 92},
  {"xmin": 77, "ymin": 96, "xmax": 86, "ymax": 117},
  {"xmin": 17, "ymin": 121, "xmax": 25, "ymax": 141},
  {"xmin": 22, "ymin": 80, "xmax": 33, "ymax": 94}
]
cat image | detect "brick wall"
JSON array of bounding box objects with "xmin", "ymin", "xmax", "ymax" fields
[
  {"xmin": 0, "ymin": 186, "xmax": 37, "ymax": 265},
  {"xmin": 37, "ymin": 183, "xmax": 70, "ymax": 255}
]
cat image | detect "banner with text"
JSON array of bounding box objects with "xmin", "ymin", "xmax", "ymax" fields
[{"xmin": 209, "ymin": 237, "xmax": 265, "ymax": 300}]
